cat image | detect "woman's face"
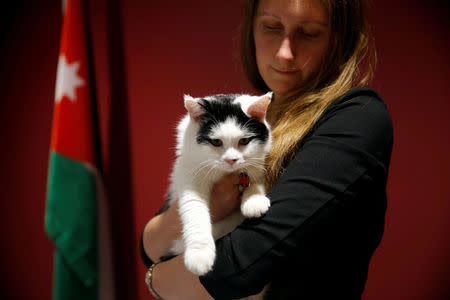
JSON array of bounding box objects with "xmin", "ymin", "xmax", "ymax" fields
[{"xmin": 253, "ymin": 0, "xmax": 332, "ymax": 97}]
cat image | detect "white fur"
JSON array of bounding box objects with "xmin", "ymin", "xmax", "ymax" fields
[{"xmin": 167, "ymin": 94, "xmax": 272, "ymax": 276}]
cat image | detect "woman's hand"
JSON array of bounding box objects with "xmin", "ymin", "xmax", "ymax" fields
[{"xmin": 209, "ymin": 172, "xmax": 242, "ymax": 222}]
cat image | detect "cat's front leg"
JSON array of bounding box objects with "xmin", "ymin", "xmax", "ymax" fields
[
  {"xmin": 241, "ymin": 183, "xmax": 271, "ymax": 218},
  {"xmin": 178, "ymin": 190, "xmax": 216, "ymax": 276}
]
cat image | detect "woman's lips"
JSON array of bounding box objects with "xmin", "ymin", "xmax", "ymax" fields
[{"xmin": 272, "ymin": 67, "xmax": 298, "ymax": 75}]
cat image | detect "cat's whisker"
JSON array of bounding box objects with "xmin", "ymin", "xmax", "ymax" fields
[
  {"xmin": 190, "ymin": 159, "xmax": 214, "ymax": 178},
  {"xmin": 190, "ymin": 160, "xmax": 209, "ymax": 175},
  {"xmin": 247, "ymin": 158, "xmax": 266, "ymax": 165},
  {"xmin": 248, "ymin": 162, "xmax": 266, "ymax": 169},
  {"xmin": 245, "ymin": 160, "xmax": 266, "ymax": 171},
  {"xmin": 204, "ymin": 165, "xmax": 220, "ymax": 182},
  {"xmin": 194, "ymin": 162, "xmax": 214, "ymax": 177}
]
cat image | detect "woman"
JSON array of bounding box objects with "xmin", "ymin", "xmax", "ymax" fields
[{"xmin": 141, "ymin": 0, "xmax": 393, "ymax": 299}]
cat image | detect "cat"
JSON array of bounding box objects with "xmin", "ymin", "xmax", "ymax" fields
[{"xmin": 165, "ymin": 92, "xmax": 273, "ymax": 277}]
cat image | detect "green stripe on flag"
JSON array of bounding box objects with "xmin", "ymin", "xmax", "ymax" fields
[
  {"xmin": 45, "ymin": 151, "xmax": 98, "ymax": 299},
  {"xmin": 53, "ymin": 250, "xmax": 97, "ymax": 300}
]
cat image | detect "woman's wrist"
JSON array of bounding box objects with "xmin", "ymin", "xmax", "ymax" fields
[
  {"xmin": 145, "ymin": 262, "xmax": 165, "ymax": 300},
  {"xmin": 143, "ymin": 203, "xmax": 182, "ymax": 262},
  {"xmin": 152, "ymin": 256, "xmax": 213, "ymax": 300}
]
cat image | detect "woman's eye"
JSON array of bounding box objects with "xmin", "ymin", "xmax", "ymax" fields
[
  {"xmin": 209, "ymin": 139, "xmax": 223, "ymax": 147},
  {"xmin": 304, "ymin": 33, "xmax": 318, "ymax": 38},
  {"xmin": 265, "ymin": 25, "xmax": 280, "ymax": 30},
  {"xmin": 261, "ymin": 22, "xmax": 282, "ymax": 32},
  {"xmin": 301, "ymin": 30, "xmax": 320, "ymax": 39},
  {"xmin": 239, "ymin": 137, "xmax": 252, "ymax": 146}
]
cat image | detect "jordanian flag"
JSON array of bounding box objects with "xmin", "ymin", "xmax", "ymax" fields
[{"xmin": 45, "ymin": 0, "xmax": 99, "ymax": 299}]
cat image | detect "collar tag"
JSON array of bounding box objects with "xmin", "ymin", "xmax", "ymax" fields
[{"xmin": 239, "ymin": 172, "xmax": 250, "ymax": 191}]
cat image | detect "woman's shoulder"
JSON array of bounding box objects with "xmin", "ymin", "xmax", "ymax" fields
[
  {"xmin": 326, "ymin": 86, "xmax": 389, "ymax": 112},
  {"xmin": 317, "ymin": 86, "xmax": 393, "ymax": 132},
  {"xmin": 310, "ymin": 86, "xmax": 393, "ymax": 164}
]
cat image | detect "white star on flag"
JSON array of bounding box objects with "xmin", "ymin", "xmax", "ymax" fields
[{"xmin": 55, "ymin": 55, "xmax": 85, "ymax": 103}]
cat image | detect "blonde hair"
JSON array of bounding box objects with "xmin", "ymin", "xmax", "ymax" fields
[{"xmin": 240, "ymin": 0, "xmax": 376, "ymax": 187}]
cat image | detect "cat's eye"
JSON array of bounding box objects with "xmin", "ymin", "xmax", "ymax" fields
[
  {"xmin": 209, "ymin": 139, "xmax": 223, "ymax": 147},
  {"xmin": 239, "ymin": 137, "xmax": 252, "ymax": 146}
]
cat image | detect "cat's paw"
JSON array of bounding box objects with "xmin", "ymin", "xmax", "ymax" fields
[
  {"xmin": 184, "ymin": 244, "xmax": 216, "ymax": 276},
  {"xmin": 241, "ymin": 194, "xmax": 271, "ymax": 218}
]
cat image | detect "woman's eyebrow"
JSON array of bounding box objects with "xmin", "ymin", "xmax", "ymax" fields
[
  {"xmin": 255, "ymin": 11, "xmax": 329, "ymax": 28},
  {"xmin": 255, "ymin": 12, "xmax": 281, "ymax": 19}
]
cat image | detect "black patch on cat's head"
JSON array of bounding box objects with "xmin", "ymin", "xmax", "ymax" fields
[{"xmin": 195, "ymin": 94, "xmax": 269, "ymax": 145}]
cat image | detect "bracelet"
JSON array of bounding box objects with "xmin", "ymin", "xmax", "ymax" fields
[{"xmin": 145, "ymin": 262, "xmax": 165, "ymax": 300}]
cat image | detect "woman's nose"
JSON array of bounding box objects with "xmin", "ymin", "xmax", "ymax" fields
[{"xmin": 276, "ymin": 37, "xmax": 295, "ymax": 61}]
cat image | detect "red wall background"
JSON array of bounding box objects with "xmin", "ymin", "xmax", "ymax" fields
[{"xmin": 0, "ymin": 0, "xmax": 449, "ymax": 299}]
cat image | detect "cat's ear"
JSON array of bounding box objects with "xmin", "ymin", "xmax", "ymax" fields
[
  {"xmin": 184, "ymin": 95, "xmax": 205, "ymax": 122},
  {"xmin": 247, "ymin": 92, "xmax": 272, "ymax": 121}
]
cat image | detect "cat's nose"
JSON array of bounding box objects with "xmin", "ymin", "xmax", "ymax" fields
[{"xmin": 225, "ymin": 158, "xmax": 237, "ymax": 166}]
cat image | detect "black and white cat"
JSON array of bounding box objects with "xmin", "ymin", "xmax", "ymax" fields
[{"xmin": 167, "ymin": 92, "xmax": 272, "ymax": 276}]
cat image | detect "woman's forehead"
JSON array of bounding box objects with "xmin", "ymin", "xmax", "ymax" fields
[{"xmin": 255, "ymin": 0, "xmax": 328, "ymax": 26}]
